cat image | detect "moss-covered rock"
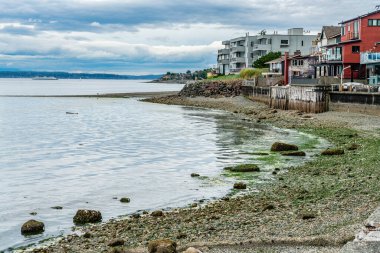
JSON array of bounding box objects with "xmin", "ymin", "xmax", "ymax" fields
[
  {"xmin": 321, "ymin": 148, "xmax": 344, "ymax": 156},
  {"xmin": 120, "ymin": 197, "xmax": 130, "ymax": 203},
  {"xmin": 281, "ymin": 151, "xmax": 306, "ymax": 156},
  {"xmin": 224, "ymin": 164, "xmax": 260, "ymax": 172},
  {"xmin": 151, "ymin": 210, "xmax": 164, "ymax": 217},
  {"xmin": 21, "ymin": 220, "xmax": 45, "ymax": 235},
  {"xmin": 73, "ymin": 210, "xmax": 102, "ymax": 225},
  {"xmin": 233, "ymin": 182, "xmax": 247, "ymax": 190},
  {"xmin": 271, "ymin": 142, "xmax": 299, "ymax": 152},
  {"xmin": 148, "ymin": 239, "xmax": 177, "ymax": 253}
]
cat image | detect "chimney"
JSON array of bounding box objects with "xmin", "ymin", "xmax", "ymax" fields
[{"xmin": 284, "ymin": 52, "xmax": 289, "ymax": 85}]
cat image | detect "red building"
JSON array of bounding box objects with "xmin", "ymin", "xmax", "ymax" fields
[{"xmin": 340, "ymin": 10, "xmax": 380, "ymax": 80}]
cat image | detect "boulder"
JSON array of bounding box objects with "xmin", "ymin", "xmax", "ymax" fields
[
  {"xmin": 321, "ymin": 148, "xmax": 344, "ymax": 156},
  {"xmin": 21, "ymin": 220, "xmax": 45, "ymax": 235},
  {"xmin": 271, "ymin": 142, "xmax": 299, "ymax": 152},
  {"xmin": 224, "ymin": 164, "xmax": 260, "ymax": 172},
  {"xmin": 190, "ymin": 173, "xmax": 200, "ymax": 177},
  {"xmin": 233, "ymin": 182, "xmax": 247, "ymax": 190},
  {"xmin": 148, "ymin": 239, "xmax": 177, "ymax": 253},
  {"xmin": 151, "ymin": 210, "xmax": 164, "ymax": 217},
  {"xmin": 281, "ymin": 151, "xmax": 306, "ymax": 156},
  {"xmin": 108, "ymin": 238, "xmax": 125, "ymax": 247},
  {"xmin": 120, "ymin": 197, "xmax": 130, "ymax": 203},
  {"xmin": 182, "ymin": 247, "xmax": 203, "ymax": 253},
  {"xmin": 73, "ymin": 209, "xmax": 102, "ymax": 225}
]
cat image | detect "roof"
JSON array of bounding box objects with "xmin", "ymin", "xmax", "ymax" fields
[
  {"xmin": 339, "ymin": 9, "xmax": 380, "ymax": 24},
  {"xmin": 265, "ymin": 57, "xmax": 284, "ymax": 64},
  {"xmin": 321, "ymin": 26, "xmax": 341, "ymax": 40}
]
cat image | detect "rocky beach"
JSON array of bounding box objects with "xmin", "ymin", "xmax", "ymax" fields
[{"xmin": 17, "ymin": 81, "xmax": 380, "ymax": 253}]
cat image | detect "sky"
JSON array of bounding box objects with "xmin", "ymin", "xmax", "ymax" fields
[{"xmin": 0, "ymin": 0, "xmax": 379, "ymax": 74}]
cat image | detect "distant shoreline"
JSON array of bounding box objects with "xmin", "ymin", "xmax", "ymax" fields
[{"xmin": 0, "ymin": 91, "xmax": 179, "ymax": 98}]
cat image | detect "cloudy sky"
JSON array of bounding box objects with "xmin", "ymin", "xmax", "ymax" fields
[{"xmin": 0, "ymin": 0, "xmax": 378, "ymax": 74}]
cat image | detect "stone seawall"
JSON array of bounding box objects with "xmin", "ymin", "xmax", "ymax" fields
[{"xmin": 179, "ymin": 80, "xmax": 243, "ymax": 97}]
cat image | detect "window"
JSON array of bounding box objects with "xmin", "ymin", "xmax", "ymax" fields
[
  {"xmin": 300, "ymin": 60, "xmax": 304, "ymax": 66},
  {"xmin": 301, "ymin": 40, "xmax": 304, "ymax": 46},
  {"xmin": 341, "ymin": 26, "xmax": 345, "ymax": 35},
  {"xmin": 251, "ymin": 42, "xmax": 254, "ymax": 47},
  {"xmin": 369, "ymin": 19, "xmax": 380, "ymax": 26},
  {"xmin": 352, "ymin": 46, "xmax": 360, "ymax": 53},
  {"xmin": 281, "ymin": 40, "xmax": 289, "ymax": 45}
]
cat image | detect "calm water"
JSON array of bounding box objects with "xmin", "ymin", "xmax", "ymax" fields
[{"xmin": 0, "ymin": 79, "xmax": 326, "ymax": 250}]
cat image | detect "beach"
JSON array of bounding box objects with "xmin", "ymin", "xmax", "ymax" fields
[{"xmin": 19, "ymin": 93, "xmax": 380, "ymax": 253}]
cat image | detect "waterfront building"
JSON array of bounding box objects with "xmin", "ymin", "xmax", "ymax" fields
[
  {"xmin": 217, "ymin": 28, "xmax": 316, "ymax": 75},
  {"xmin": 339, "ymin": 9, "xmax": 380, "ymax": 80},
  {"xmin": 314, "ymin": 26, "xmax": 342, "ymax": 78}
]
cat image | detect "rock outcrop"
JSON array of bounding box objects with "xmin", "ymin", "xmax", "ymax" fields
[
  {"xmin": 179, "ymin": 80, "xmax": 243, "ymax": 98},
  {"xmin": 21, "ymin": 220, "xmax": 45, "ymax": 235},
  {"xmin": 271, "ymin": 142, "xmax": 299, "ymax": 152},
  {"xmin": 73, "ymin": 210, "xmax": 102, "ymax": 225},
  {"xmin": 148, "ymin": 239, "xmax": 177, "ymax": 253}
]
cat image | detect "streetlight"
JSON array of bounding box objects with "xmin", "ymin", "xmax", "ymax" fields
[{"xmin": 340, "ymin": 65, "xmax": 351, "ymax": 91}]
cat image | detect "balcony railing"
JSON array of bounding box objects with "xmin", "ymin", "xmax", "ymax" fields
[
  {"xmin": 218, "ymin": 49, "xmax": 230, "ymax": 55},
  {"xmin": 361, "ymin": 52, "xmax": 380, "ymax": 64},
  {"xmin": 230, "ymin": 46, "xmax": 245, "ymax": 53},
  {"xmin": 326, "ymin": 54, "xmax": 342, "ymax": 61},
  {"xmin": 230, "ymin": 57, "xmax": 246, "ymax": 63},
  {"xmin": 347, "ymin": 32, "xmax": 359, "ymax": 40}
]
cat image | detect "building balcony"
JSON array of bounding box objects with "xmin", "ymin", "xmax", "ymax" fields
[
  {"xmin": 368, "ymin": 75, "xmax": 380, "ymax": 85},
  {"xmin": 222, "ymin": 40, "xmax": 230, "ymax": 45},
  {"xmin": 230, "ymin": 57, "xmax": 246, "ymax": 63},
  {"xmin": 218, "ymin": 49, "xmax": 230, "ymax": 55},
  {"xmin": 326, "ymin": 54, "xmax": 342, "ymax": 61},
  {"xmin": 347, "ymin": 32, "xmax": 359, "ymax": 40},
  {"xmin": 252, "ymin": 44, "xmax": 271, "ymax": 51},
  {"xmin": 361, "ymin": 52, "xmax": 380, "ymax": 64},
  {"xmin": 217, "ymin": 59, "xmax": 230, "ymax": 64},
  {"xmin": 230, "ymin": 67, "xmax": 244, "ymax": 73},
  {"xmin": 230, "ymin": 46, "xmax": 245, "ymax": 53}
]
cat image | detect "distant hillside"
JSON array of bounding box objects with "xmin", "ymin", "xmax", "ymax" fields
[{"xmin": 0, "ymin": 71, "xmax": 162, "ymax": 80}]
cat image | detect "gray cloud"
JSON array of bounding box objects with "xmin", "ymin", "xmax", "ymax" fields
[{"xmin": 0, "ymin": 0, "xmax": 378, "ymax": 73}]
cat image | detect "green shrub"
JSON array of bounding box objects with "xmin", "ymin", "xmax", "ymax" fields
[{"xmin": 239, "ymin": 68, "xmax": 263, "ymax": 79}]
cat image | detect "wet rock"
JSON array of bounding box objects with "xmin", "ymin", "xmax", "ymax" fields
[
  {"xmin": 301, "ymin": 212, "xmax": 317, "ymax": 220},
  {"xmin": 176, "ymin": 232, "xmax": 187, "ymax": 239},
  {"xmin": 51, "ymin": 206, "xmax": 63, "ymax": 210},
  {"xmin": 182, "ymin": 247, "xmax": 202, "ymax": 253},
  {"xmin": 191, "ymin": 203, "xmax": 198, "ymax": 208},
  {"xmin": 224, "ymin": 164, "xmax": 260, "ymax": 172},
  {"xmin": 131, "ymin": 213, "xmax": 141, "ymax": 219},
  {"xmin": 190, "ymin": 173, "xmax": 200, "ymax": 177},
  {"xmin": 108, "ymin": 238, "xmax": 125, "ymax": 247},
  {"xmin": 270, "ymin": 142, "xmax": 299, "ymax": 152},
  {"xmin": 30, "ymin": 212, "xmax": 37, "ymax": 216},
  {"xmin": 73, "ymin": 209, "xmax": 102, "ymax": 225},
  {"xmin": 262, "ymin": 204, "xmax": 275, "ymax": 211},
  {"xmin": 281, "ymin": 151, "xmax": 306, "ymax": 156},
  {"xmin": 272, "ymin": 171, "xmax": 277, "ymax": 175},
  {"xmin": 21, "ymin": 220, "xmax": 45, "ymax": 235},
  {"xmin": 151, "ymin": 210, "xmax": 164, "ymax": 217},
  {"xmin": 148, "ymin": 239, "xmax": 177, "ymax": 253},
  {"xmin": 252, "ymin": 152, "xmax": 270, "ymax": 156},
  {"xmin": 120, "ymin": 197, "xmax": 130, "ymax": 203},
  {"xmin": 233, "ymin": 182, "xmax": 247, "ymax": 190},
  {"xmin": 321, "ymin": 148, "xmax": 344, "ymax": 156},
  {"xmin": 83, "ymin": 232, "xmax": 92, "ymax": 238}
]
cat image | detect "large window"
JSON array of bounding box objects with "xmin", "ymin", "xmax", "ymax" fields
[
  {"xmin": 352, "ymin": 46, "xmax": 360, "ymax": 53},
  {"xmin": 341, "ymin": 26, "xmax": 345, "ymax": 35},
  {"xmin": 369, "ymin": 19, "xmax": 380, "ymax": 26},
  {"xmin": 281, "ymin": 40, "xmax": 289, "ymax": 45}
]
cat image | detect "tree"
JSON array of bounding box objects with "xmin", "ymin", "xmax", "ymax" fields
[{"xmin": 253, "ymin": 52, "xmax": 282, "ymax": 69}]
